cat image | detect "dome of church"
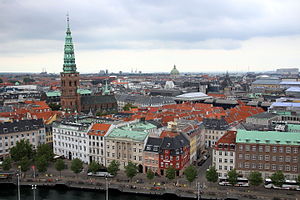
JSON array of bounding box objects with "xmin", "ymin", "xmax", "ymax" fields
[{"xmin": 170, "ymin": 65, "xmax": 180, "ymax": 76}]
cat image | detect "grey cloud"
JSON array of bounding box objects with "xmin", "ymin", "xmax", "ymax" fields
[{"xmin": 0, "ymin": 0, "xmax": 299, "ymax": 53}]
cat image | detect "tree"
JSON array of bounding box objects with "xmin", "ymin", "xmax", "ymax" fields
[
  {"xmin": 184, "ymin": 165, "xmax": 197, "ymax": 185},
  {"xmin": 2, "ymin": 157, "xmax": 12, "ymax": 171},
  {"xmin": 146, "ymin": 169, "xmax": 155, "ymax": 180},
  {"xmin": 35, "ymin": 155, "xmax": 48, "ymax": 173},
  {"xmin": 71, "ymin": 158, "xmax": 83, "ymax": 177},
  {"xmin": 271, "ymin": 171, "xmax": 285, "ymax": 187},
  {"xmin": 88, "ymin": 161, "xmax": 101, "ymax": 173},
  {"xmin": 48, "ymin": 103, "xmax": 61, "ymax": 111},
  {"xmin": 18, "ymin": 156, "xmax": 31, "ymax": 172},
  {"xmin": 55, "ymin": 159, "xmax": 65, "ymax": 177},
  {"xmin": 23, "ymin": 77, "xmax": 35, "ymax": 83},
  {"xmin": 124, "ymin": 161, "xmax": 138, "ymax": 181},
  {"xmin": 206, "ymin": 166, "xmax": 218, "ymax": 183},
  {"xmin": 36, "ymin": 144, "xmax": 54, "ymax": 163},
  {"xmin": 10, "ymin": 140, "xmax": 33, "ymax": 162},
  {"xmin": 228, "ymin": 169, "xmax": 238, "ymax": 186},
  {"xmin": 249, "ymin": 171, "xmax": 263, "ymax": 186},
  {"xmin": 166, "ymin": 166, "xmax": 176, "ymax": 180},
  {"xmin": 107, "ymin": 160, "xmax": 120, "ymax": 176}
]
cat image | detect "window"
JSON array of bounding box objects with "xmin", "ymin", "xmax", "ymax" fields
[
  {"xmin": 293, "ymin": 148, "xmax": 298, "ymax": 154},
  {"xmin": 258, "ymin": 155, "xmax": 263, "ymax": 160},
  {"xmin": 272, "ymin": 147, "xmax": 277, "ymax": 153},
  {"xmin": 279, "ymin": 147, "xmax": 283, "ymax": 153},
  {"xmin": 285, "ymin": 165, "xmax": 290, "ymax": 171},
  {"xmin": 219, "ymin": 158, "xmax": 222, "ymax": 163},
  {"xmin": 245, "ymin": 154, "xmax": 250, "ymax": 160},
  {"xmin": 265, "ymin": 155, "xmax": 269, "ymax": 161},
  {"xmin": 265, "ymin": 146, "xmax": 270, "ymax": 152},
  {"xmin": 224, "ymin": 159, "xmax": 228, "ymax": 163},
  {"xmin": 252, "ymin": 154, "xmax": 256, "ymax": 160},
  {"xmin": 239, "ymin": 154, "xmax": 243, "ymax": 159},
  {"xmin": 259, "ymin": 146, "xmax": 263, "ymax": 152},
  {"xmin": 293, "ymin": 156, "xmax": 298, "ymax": 163},
  {"xmin": 286, "ymin": 147, "xmax": 291, "ymax": 153},
  {"xmin": 245, "ymin": 163, "xmax": 249, "ymax": 168},
  {"xmin": 293, "ymin": 166, "xmax": 297, "ymax": 172},
  {"xmin": 272, "ymin": 164, "xmax": 276, "ymax": 170},
  {"xmin": 285, "ymin": 156, "xmax": 291, "ymax": 162},
  {"xmin": 239, "ymin": 145, "xmax": 243, "ymax": 151},
  {"xmin": 245, "ymin": 145, "xmax": 250, "ymax": 151},
  {"xmin": 265, "ymin": 164, "xmax": 270, "ymax": 169},
  {"xmin": 219, "ymin": 165, "xmax": 222, "ymax": 170},
  {"xmin": 272, "ymin": 156, "xmax": 276, "ymax": 162},
  {"xmin": 279, "ymin": 156, "xmax": 283, "ymax": 162},
  {"xmin": 238, "ymin": 163, "xmax": 243, "ymax": 168},
  {"xmin": 230, "ymin": 159, "xmax": 233, "ymax": 163},
  {"xmin": 252, "ymin": 163, "xmax": 256, "ymax": 169},
  {"xmin": 252, "ymin": 146, "xmax": 256, "ymax": 152}
]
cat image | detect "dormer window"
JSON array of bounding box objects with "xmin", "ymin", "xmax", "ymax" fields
[
  {"xmin": 25, "ymin": 126, "xmax": 29, "ymax": 131},
  {"xmin": 3, "ymin": 128, "xmax": 8, "ymax": 133},
  {"xmin": 14, "ymin": 127, "xmax": 18, "ymax": 132}
]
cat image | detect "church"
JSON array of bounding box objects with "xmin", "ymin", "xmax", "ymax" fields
[{"xmin": 60, "ymin": 16, "xmax": 117, "ymax": 114}]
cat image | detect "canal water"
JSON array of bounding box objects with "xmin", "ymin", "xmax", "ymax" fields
[{"xmin": 0, "ymin": 185, "xmax": 174, "ymax": 200}]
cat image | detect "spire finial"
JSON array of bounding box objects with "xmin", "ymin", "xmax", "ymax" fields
[{"xmin": 66, "ymin": 13, "xmax": 70, "ymax": 28}]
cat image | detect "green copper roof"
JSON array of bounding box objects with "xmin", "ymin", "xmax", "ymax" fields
[
  {"xmin": 236, "ymin": 129, "xmax": 300, "ymax": 146},
  {"xmin": 107, "ymin": 122, "xmax": 156, "ymax": 141},
  {"xmin": 63, "ymin": 16, "xmax": 77, "ymax": 73},
  {"xmin": 46, "ymin": 89, "xmax": 91, "ymax": 97},
  {"xmin": 288, "ymin": 124, "xmax": 300, "ymax": 132},
  {"xmin": 46, "ymin": 91, "xmax": 61, "ymax": 97},
  {"xmin": 77, "ymin": 89, "xmax": 92, "ymax": 95}
]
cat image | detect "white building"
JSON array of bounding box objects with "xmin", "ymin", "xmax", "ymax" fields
[
  {"xmin": 0, "ymin": 119, "xmax": 46, "ymax": 159},
  {"xmin": 212, "ymin": 131, "xmax": 236, "ymax": 178},
  {"xmin": 53, "ymin": 121, "xmax": 91, "ymax": 163},
  {"xmin": 87, "ymin": 123, "xmax": 114, "ymax": 166}
]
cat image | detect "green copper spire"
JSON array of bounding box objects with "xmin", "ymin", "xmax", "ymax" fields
[{"xmin": 63, "ymin": 14, "xmax": 77, "ymax": 73}]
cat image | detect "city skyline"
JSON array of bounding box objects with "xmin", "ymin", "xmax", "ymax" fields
[{"xmin": 0, "ymin": 0, "xmax": 300, "ymax": 73}]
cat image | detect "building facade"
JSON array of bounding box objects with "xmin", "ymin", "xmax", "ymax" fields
[
  {"xmin": 212, "ymin": 131, "xmax": 236, "ymax": 178},
  {"xmin": 0, "ymin": 119, "xmax": 46, "ymax": 159},
  {"xmin": 159, "ymin": 133, "xmax": 190, "ymax": 176},
  {"xmin": 235, "ymin": 129, "xmax": 300, "ymax": 180},
  {"xmin": 88, "ymin": 123, "xmax": 113, "ymax": 166},
  {"xmin": 105, "ymin": 121, "xmax": 157, "ymax": 171},
  {"xmin": 52, "ymin": 121, "xmax": 90, "ymax": 163}
]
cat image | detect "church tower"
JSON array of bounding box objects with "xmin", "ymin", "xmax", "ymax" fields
[{"xmin": 60, "ymin": 15, "xmax": 81, "ymax": 112}]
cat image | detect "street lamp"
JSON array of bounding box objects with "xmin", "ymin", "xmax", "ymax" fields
[
  {"xmin": 32, "ymin": 185, "xmax": 37, "ymax": 200},
  {"xmin": 105, "ymin": 177, "xmax": 109, "ymax": 200},
  {"xmin": 17, "ymin": 172, "xmax": 21, "ymax": 200},
  {"xmin": 196, "ymin": 182, "xmax": 201, "ymax": 200}
]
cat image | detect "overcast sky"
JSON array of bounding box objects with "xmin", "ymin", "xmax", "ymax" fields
[{"xmin": 0, "ymin": 0, "xmax": 300, "ymax": 73}]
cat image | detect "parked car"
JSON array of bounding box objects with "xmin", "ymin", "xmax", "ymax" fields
[
  {"xmin": 87, "ymin": 172, "xmax": 114, "ymax": 178},
  {"xmin": 197, "ymin": 159, "xmax": 206, "ymax": 166}
]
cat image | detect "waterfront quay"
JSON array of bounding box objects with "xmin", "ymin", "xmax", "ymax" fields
[{"xmin": 3, "ymin": 175, "xmax": 299, "ymax": 200}]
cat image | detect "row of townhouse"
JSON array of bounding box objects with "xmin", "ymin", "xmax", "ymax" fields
[
  {"xmin": 213, "ymin": 127, "xmax": 300, "ymax": 180},
  {"xmin": 0, "ymin": 119, "xmax": 46, "ymax": 160},
  {"xmin": 52, "ymin": 119, "xmax": 161, "ymax": 172}
]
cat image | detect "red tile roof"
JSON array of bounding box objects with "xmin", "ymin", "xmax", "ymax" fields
[{"xmin": 88, "ymin": 123, "xmax": 111, "ymax": 136}]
